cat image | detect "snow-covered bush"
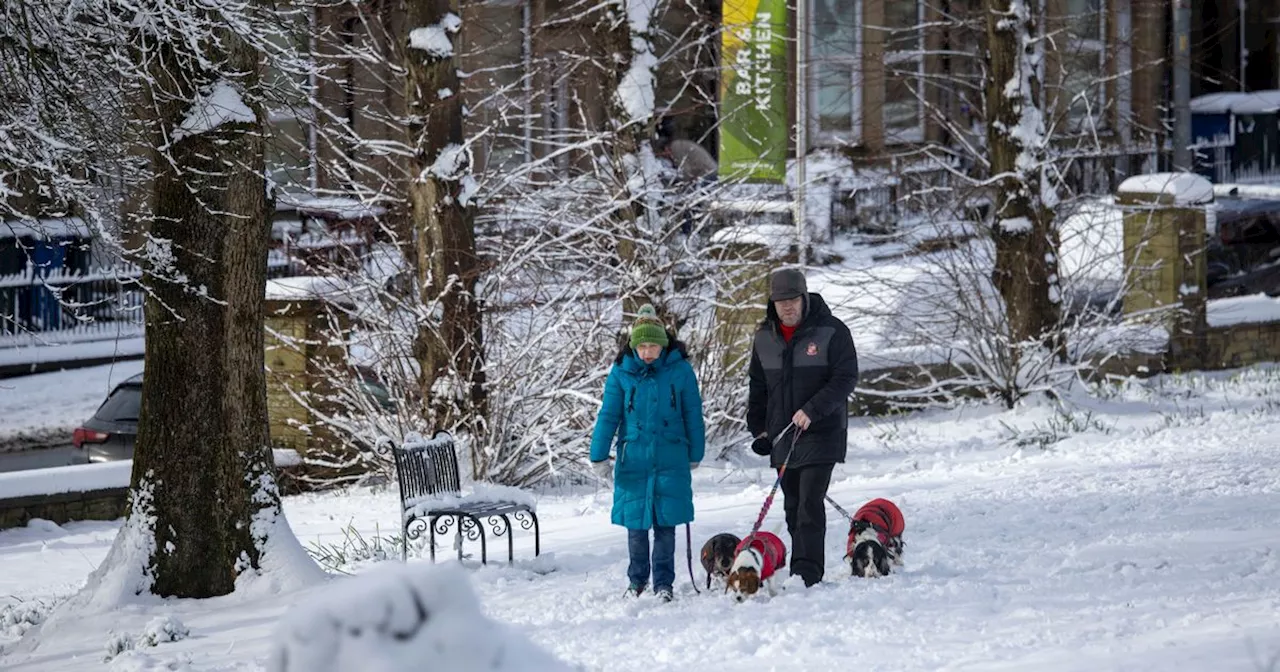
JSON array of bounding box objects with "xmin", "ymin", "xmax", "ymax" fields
[
  {"xmin": 0, "ymin": 599, "xmax": 48, "ymax": 638},
  {"xmin": 266, "ymin": 563, "xmax": 572, "ymax": 672},
  {"xmin": 103, "ymin": 616, "xmax": 190, "ymax": 662}
]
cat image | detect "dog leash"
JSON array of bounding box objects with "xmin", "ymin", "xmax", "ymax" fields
[
  {"xmin": 691, "ymin": 524, "xmax": 701, "ymax": 591},
  {"xmin": 745, "ymin": 424, "xmax": 803, "ymax": 543},
  {"xmin": 824, "ymin": 494, "xmax": 853, "ymax": 521}
]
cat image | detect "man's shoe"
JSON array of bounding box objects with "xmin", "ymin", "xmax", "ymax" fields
[
  {"xmin": 624, "ymin": 582, "xmax": 646, "ymax": 598},
  {"xmin": 654, "ymin": 587, "xmax": 673, "ymax": 603}
]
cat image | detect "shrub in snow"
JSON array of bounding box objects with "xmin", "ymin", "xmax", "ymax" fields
[
  {"xmin": 305, "ymin": 523, "xmax": 399, "ymax": 572},
  {"xmin": 104, "ymin": 632, "xmax": 136, "ymax": 661},
  {"xmin": 267, "ymin": 563, "xmax": 572, "ymax": 672},
  {"xmin": 103, "ymin": 616, "xmax": 190, "ymax": 661},
  {"xmin": 0, "ymin": 600, "xmax": 47, "ymax": 638},
  {"xmin": 139, "ymin": 615, "xmax": 190, "ymax": 646}
]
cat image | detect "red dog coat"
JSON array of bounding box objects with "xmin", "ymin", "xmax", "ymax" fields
[
  {"xmin": 734, "ymin": 531, "xmax": 787, "ymax": 580},
  {"xmin": 846, "ymin": 498, "xmax": 905, "ymax": 556}
]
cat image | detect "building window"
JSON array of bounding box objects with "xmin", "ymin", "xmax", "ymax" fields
[
  {"xmin": 1062, "ymin": 0, "xmax": 1106, "ymax": 130},
  {"xmin": 883, "ymin": 0, "xmax": 924, "ymax": 143},
  {"xmin": 810, "ymin": 0, "xmax": 861, "ymax": 143},
  {"xmin": 464, "ymin": 0, "xmax": 529, "ymax": 173},
  {"xmin": 807, "ymin": 0, "xmax": 925, "ymax": 146},
  {"xmin": 544, "ymin": 57, "xmax": 572, "ymax": 173}
]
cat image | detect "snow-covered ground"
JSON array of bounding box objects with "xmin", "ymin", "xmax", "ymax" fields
[
  {"xmin": 0, "ymin": 360, "xmax": 143, "ymax": 439},
  {"xmin": 4, "ymin": 366, "xmax": 1280, "ymax": 671}
]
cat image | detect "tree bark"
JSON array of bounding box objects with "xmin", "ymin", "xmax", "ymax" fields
[
  {"xmin": 603, "ymin": 0, "xmax": 663, "ymax": 316},
  {"xmin": 984, "ymin": 0, "xmax": 1061, "ymax": 349},
  {"xmin": 131, "ymin": 18, "xmax": 279, "ymax": 597},
  {"xmin": 404, "ymin": 0, "xmax": 488, "ymax": 434}
]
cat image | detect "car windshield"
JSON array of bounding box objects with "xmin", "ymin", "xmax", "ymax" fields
[{"xmin": 94, "ymin": 385, "xmax": 141, "ymax": 422}]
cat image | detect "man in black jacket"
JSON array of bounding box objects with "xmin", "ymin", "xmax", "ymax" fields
[{"xmin": 747, "ymin": 268, "xmax": 859, "ymax": 587}]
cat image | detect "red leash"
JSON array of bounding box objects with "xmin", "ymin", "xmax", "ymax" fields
[{"xmin": 745, "ymin": 424, "xmax": 803, "ymax": 542}]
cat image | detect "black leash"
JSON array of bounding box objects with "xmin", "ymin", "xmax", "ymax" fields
[{"xmin": 685, "ymin": 523, "xmax": 700, "ymax": 594}]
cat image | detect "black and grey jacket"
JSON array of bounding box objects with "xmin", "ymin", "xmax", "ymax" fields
[{"xmin": 747, "ymin": 293, "xmax": 859, "ymax": 469}]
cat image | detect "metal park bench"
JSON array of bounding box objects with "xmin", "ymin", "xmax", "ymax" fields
[{"xmin": 387, "ymin": 432, "xmax": 540, "ymax": 564}]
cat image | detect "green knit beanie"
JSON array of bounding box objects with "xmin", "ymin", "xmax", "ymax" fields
[{"xmin": 630, "ymin": 304, "xmax": 670, "ymax": 349}]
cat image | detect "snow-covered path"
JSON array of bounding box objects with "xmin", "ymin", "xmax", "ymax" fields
[{"xmin": 3, "ymin": 368, "xmax": 1280, "ymax": 670}]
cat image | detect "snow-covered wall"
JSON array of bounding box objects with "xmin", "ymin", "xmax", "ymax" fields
[{"xmin": 0, "ymin": 450, "xmax": 303, "ymax": 530}]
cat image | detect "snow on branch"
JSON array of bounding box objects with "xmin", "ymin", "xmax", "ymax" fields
[
  {"xmin": 409, "ymin": 13, "xmax": 462, "ymax": 58},
  {"xmin": 173, "ymin": 80, "xmax": 255, "ymax": 142},
  {"xmin": 616, "ymin": 0, "xmax": 659, "ymax": 124}
]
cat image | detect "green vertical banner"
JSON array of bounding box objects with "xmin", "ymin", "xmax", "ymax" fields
[{"xmin": 719, "ymin": 0, "xmax": 788, "ymax": 183}]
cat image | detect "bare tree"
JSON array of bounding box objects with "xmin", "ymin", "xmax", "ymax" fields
[
  {"xmin": 985, "ymin": 0, "xmax": 1061, "ymax": 362},
  {"xmin": 404, "ymin": 0, "xmax": 488, "ymax": 431}
]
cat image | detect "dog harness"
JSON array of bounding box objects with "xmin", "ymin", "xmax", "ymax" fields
[
  {"xmin": 845, "ymin": 498, "xmax": 905, "ymax": 557},
  {"xmin": 735, "ymin": 532, "xmax": 787, "ymax": 580}
]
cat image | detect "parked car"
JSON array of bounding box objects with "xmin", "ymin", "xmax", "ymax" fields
[
  {"xmin": 72, "ymin": 373, "xmax": 141, "ymax": 462},
  {"xmin": 1207, "ymin": 198, "xmax": 1280, "ymax": 299},
  {"xmin": 72, "ymin": 369, "xmax": 394, "ymax": 462}
]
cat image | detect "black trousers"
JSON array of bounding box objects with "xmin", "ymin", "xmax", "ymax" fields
[{"xmin": 781, "ymin": 463, "xmax": 834, "ymax": 586}]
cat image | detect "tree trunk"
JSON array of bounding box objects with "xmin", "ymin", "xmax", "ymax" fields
[
  {"xmin": 404, "ymin": 0, "xmax": 488, "ymax": 434},
  {"xmin": 984, "ymin": 0, "xmax": 1061, "ymax": 348},
  {"xmin": 131, "ymin": 20, "xmax": 279, "ymax": 597},
  {"xmin": 605, "ymin": 0, "xmax": 663, "ymax": 316}
]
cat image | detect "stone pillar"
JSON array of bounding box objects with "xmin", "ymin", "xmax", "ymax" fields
[
  {"xmin": 1116, "ymin": 172, "xmax": 1212, "ymax": 369},
  {"xmin": 709, "ymin": 223, "xmax": 795, "ymax": 374},
  {"xmin": 264, "ymin": 289, "xmax": 353, "ymax": 488}
]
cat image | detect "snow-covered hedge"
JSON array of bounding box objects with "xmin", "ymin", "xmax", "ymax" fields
[{"xmin": 267, "ymin": 563, "xmax": 571, "ymax": 672}]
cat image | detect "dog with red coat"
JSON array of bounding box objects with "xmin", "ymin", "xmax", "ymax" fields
[
  {"xmin": 725, "ymin": 531, "xmax": 787, "ymax": 600},
  {"xmin": 844, "ymin": 498, "xmax": 905, "ymax": 578}
]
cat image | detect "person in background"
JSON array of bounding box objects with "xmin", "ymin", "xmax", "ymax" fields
[
  {"xmin": 590, "ymin": 305, "xmax": 706, "ymax": 602},
  {"xmin": 747, "ymin": 268, "xmax": 859, "ymax": 588}
]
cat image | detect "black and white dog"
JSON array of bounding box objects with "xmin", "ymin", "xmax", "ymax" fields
[
  {"xmin": 699, "ymin": 533, "xmax": 741, "ymax": 590},
  {"xmin": 844, "ymin": 498, "xmax": 906, "ymax": 578}
]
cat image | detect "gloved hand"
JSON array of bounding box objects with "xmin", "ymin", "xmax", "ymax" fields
[
  {"xmin": 689, "ymin": 462, "xmax": 700, "ymax": 470},
  {"xmin": 751, "ymin": 436, "xmax": 772, "ymax": 456},
  {"xmin": 591, "ymin": 460, "xmax": 612, "ymax": 480}
]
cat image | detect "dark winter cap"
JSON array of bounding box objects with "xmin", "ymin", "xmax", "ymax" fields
[
  {"xmin": 630, "ymin": 304, "xmax": 670, "ymax": 349},
  {"xmin": 770, "ymin": 268, "xmax": 808, "ymax": 301}
]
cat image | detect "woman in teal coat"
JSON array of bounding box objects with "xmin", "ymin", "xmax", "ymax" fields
[{"xmin": 590, "ymin": 305, "xmax": 706, "ymax": 602}]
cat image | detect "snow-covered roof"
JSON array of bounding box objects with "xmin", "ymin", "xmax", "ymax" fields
[
  {"xmin": 1117, "ymin": 173, "xmax": 1214, "ymax": 205},
  {"xmin": 264, "ymin": 275, "xmax": 355, "ymax": 303},
  {"xmin": 708, "ymin": 199, "xmax": 794, "ymax": 214},
  {"xmin": 708, "ymin": 223, "xmax": 795, "ymax": 257},
  {"xmin": 1214, "ymin": 183, "xmax": 1280, "ymax": 203},
  {"xmin": 275, "ymin": 193, "xmax": 387, "ymax": 220},
  {"xmin": 1190, "ymin": 90, "xmax": 1280, "ymax": 115},
  {"xmin": 1, "ymin": 217, "xmax": 91, "ymax": 240},
  {"xmin": 1207, "ymin": 293, "xmax": 1280, "ymax": 328}
]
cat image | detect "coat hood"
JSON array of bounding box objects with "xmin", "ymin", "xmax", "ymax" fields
[{"xmin": 763, "ymin": 292, "xmax": 833, "ymax": 331}]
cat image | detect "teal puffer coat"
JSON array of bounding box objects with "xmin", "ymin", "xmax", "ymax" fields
[{"xmin": 589, "ymin": 341, "xmax": 706, "ymax": 530}]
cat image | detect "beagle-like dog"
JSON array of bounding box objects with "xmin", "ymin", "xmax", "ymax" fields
[{"xmin": 726, "ymin": 531, "xmax": 787, "ymax": 601}]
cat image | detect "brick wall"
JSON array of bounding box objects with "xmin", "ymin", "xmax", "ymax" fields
[
  {"xmin": 1203, "ymin": 322, "xmax": 1280, "ymax": 370},
  {"xmin": 0, "ymin": 488, "xmax": 127, "ymax": 531}
]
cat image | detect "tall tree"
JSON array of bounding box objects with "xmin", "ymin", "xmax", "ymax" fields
[
  {"xmin": 404, "ymin": 0, "xmax": 488, "ymax": 432},
  {"xmin": 984, "ymin": 0, "xmax": 1061, "ymax": 361},
  {"xmin": 126, "ymin": 8, "xmax": 288, "ymax": 598},
  {"xmin": 605, "ymin": 0, "xmax": 665, "ymax": 315}
]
